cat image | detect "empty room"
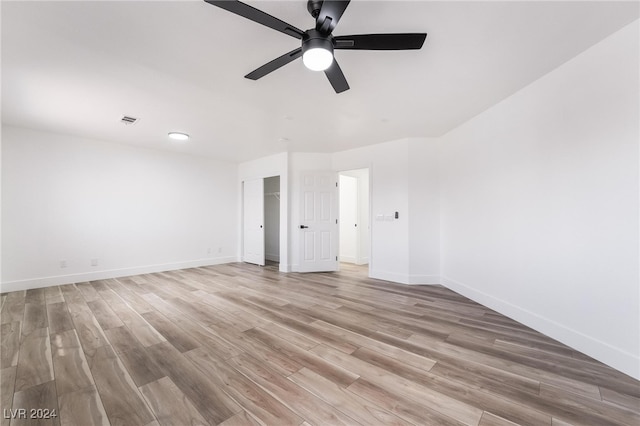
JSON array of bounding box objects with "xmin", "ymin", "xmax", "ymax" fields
[{"xmin": 1, "ymin": 1, "xmax": 639, "ymax": 425}]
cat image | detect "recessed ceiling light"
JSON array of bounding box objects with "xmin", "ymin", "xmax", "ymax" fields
[{"xmin": 168, "ymin": 132, "xmax": 189, "ymax": 141}]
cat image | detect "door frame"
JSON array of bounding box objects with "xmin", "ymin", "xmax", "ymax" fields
[
  {"xmin": 337, "ymin": 167, "xmax": 372, "ymax": 277},
  {"xmin": 338, "ymin": 174, "xmax": 359, "ymax": 264},
  {"xmin": 242, "ymin": 178, "xmax": 265, "ymax": 266},
  {"xmin": 241, "ymin": 174, "xmax": 286, "ymax": 269}
]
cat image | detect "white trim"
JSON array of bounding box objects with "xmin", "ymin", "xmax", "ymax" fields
[
  {"xmin": 279, "ymin": 263, "xmax": 291, "ymax": 273},
  {"xmin": 407, "ymin": 275, "xmax": 442, "ymax": 285},
  {"xmin": 370, "ymin": 269, "xmax": 410, "ymax": 284},
  {"xmin": 369, "ymin": 270, "xmax": 441, "ymax": 286},
  {"xmin": 442, "ymin": 275, "xmax": 640, "ymax": 380},
  {"xmin": 339, "ymin": 256, "xmax": 357, "ymax": 263},
  {"xmin": 0, "ymin": 256, "xmax": 238, "ymax": 292},
  {"xmin": 292, "ymin": 263, "xmax": 339, "ymax": 273}
]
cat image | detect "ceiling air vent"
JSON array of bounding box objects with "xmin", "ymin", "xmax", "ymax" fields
[{"xmin": 120, "ymin": 115, "xmax": 139, "ymax": 125}]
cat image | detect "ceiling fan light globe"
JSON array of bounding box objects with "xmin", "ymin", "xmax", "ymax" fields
[{"xmin": 303, "ymin": 48, "xmax": 333, "ymax": 71}]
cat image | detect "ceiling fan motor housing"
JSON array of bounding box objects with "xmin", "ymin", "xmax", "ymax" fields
[
  {"xmin": 302, "ymin": 29, "xmax": 334, "ymax": 55},
  {"xmin": 307, "ymin": 0, "xmax": 324, "ymax": 18}
]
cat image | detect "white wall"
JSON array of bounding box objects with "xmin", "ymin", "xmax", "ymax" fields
[
  {"xmin": 332, "ymin": 139, "xmax": 442, "ymax": 284},
  {"xmin": 1, "ymin": 126, "xmax": 238, "ymax": 291},
  {"xmin": 333, "ymin": 141, "xmax": 410, "ymax": 283},
  {"xmin": 408, "ymin": 139, "xmax": 441, "ymax": 283},
  {"xmin": 238, "ymin": 152, "xmax": 289, "ymax": 272},
  {"xmin": 264, "ymin": 176, "xmax": 280, "ymax": 262},
  {"xmin": 439, "ymin": 21, "xmax": 639, "ymax": 379}
]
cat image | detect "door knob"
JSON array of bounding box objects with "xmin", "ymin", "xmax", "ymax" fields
[{"xmin": 299, "ymin": 225, "xmax": 309, "ymax": 229}]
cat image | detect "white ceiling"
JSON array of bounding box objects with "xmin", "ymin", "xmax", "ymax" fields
[{"xmin": 2, "ymin": 1, "xmax": 638, "ymax": 163}]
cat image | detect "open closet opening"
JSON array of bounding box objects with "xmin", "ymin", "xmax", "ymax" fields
[
  {"xmin": 264, "ymin": 176, "xmax": 280, "ymax": 267},
  {"xmin": 242, "ymin": 175, "xmax": 280, "ymax": 267}
]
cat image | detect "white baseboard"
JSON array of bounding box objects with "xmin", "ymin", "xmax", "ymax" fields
[
  {"xmin": 441, "ymin": 275, "xmax": 640, "ymax": 381},
  {"xmin": 341, "ymin": 257, "xmax": 369, "ymax": 266},
  {"xmin": 0, "ymin": 256, "xmax": 239, "ymax": 293},
  {"xmin": 370, "ymin": 269, "xmax": 410, "ymax": 284},
  {"xmin": 355, "ymin": 257, "xmax": 369, "ymax": 266},
  {"xmin": 279, "ymin": 263, "xmax": 290, "ymax": 273},
  {"xmin": 370, "ymin": 269, "xmax": 441, "ymax": 286},
  {"xmin": 408, "ymin": 275, "xmax": 442, "ymax": 285}
]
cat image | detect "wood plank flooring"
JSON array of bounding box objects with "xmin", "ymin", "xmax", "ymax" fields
[{"xmin": 1, "ymin": 263, "xmax": 639, "ymax": 426}]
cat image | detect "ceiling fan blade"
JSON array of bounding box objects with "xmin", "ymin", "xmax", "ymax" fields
[
  {"xmin": 324, "ymin": 59, "xmax": 349, "ymax": 93},
  {"xmin": 245, "ymin": 48, "xmax": 303, "ymax": 80},
  {"xmin": 205, "ymin": 0, "xmax": 304, "ymax": 39},
  {"xmin": 316, "ymin": 0, "xmax": 350, "ymax": 34},
  {"xmin": 334, "ymin": 33, "xmax": 427, "ymax": 50}
]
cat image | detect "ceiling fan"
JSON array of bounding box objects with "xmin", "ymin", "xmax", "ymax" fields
[{"xmin": 204, "ymin": 0, "xmax": 427, "ymax": 93}]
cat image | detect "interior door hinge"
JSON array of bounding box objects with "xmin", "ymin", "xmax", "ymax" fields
[
  {"xmin": 336, "ymin": 182, "xmax": 338, "ymax": 187},
  {"xmin": 336, "ymin": 256, "xmax": 338, "ymax": 261},
  {"xmin": 336, "ymin": 219, "xmax": 338, "ymax": 224}
]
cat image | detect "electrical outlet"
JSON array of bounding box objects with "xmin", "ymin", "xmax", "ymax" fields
[
  {"xmin": 91, "ymin": 258, "xmax": 98, "ymax": 267},
  {"xmin": 218, "ymin": 247, "xmax": 222, "ymax": 254},
  {"xmin": 60, "ymin": 260, "xmax": 67, "ymax": 268},
  {"xmin": 207, "ymin": 248, "xmax": 212, "ymax": 255}
]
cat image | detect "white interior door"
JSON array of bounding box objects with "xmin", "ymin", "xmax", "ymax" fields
[
  {"xmin": 298, "ymin": 171, "xmax": 338, "ymax": 272},
  {"xmin": 339, "ymin": 175, "xmax": 358, "ymax": 263},
  {"xmin": 243, "ymin": 178, "xmax": 265, "ymax": 266}
]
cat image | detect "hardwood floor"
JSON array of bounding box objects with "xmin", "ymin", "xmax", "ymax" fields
[{"xmin": 1, "ymin": 263, "xmax": 639, "ymax": 426}]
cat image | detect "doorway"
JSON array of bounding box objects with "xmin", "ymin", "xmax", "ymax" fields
[
  {"xmin": 242, "ymin": 175, "xmax": 280, "ymax": 267},
  {"xmin": 264, "ymin": 176, "xmax": 280, "ymax": 267},
  {"xmin": 339, "ymin": 168, "xmax": 370, "ymax": 266}
]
